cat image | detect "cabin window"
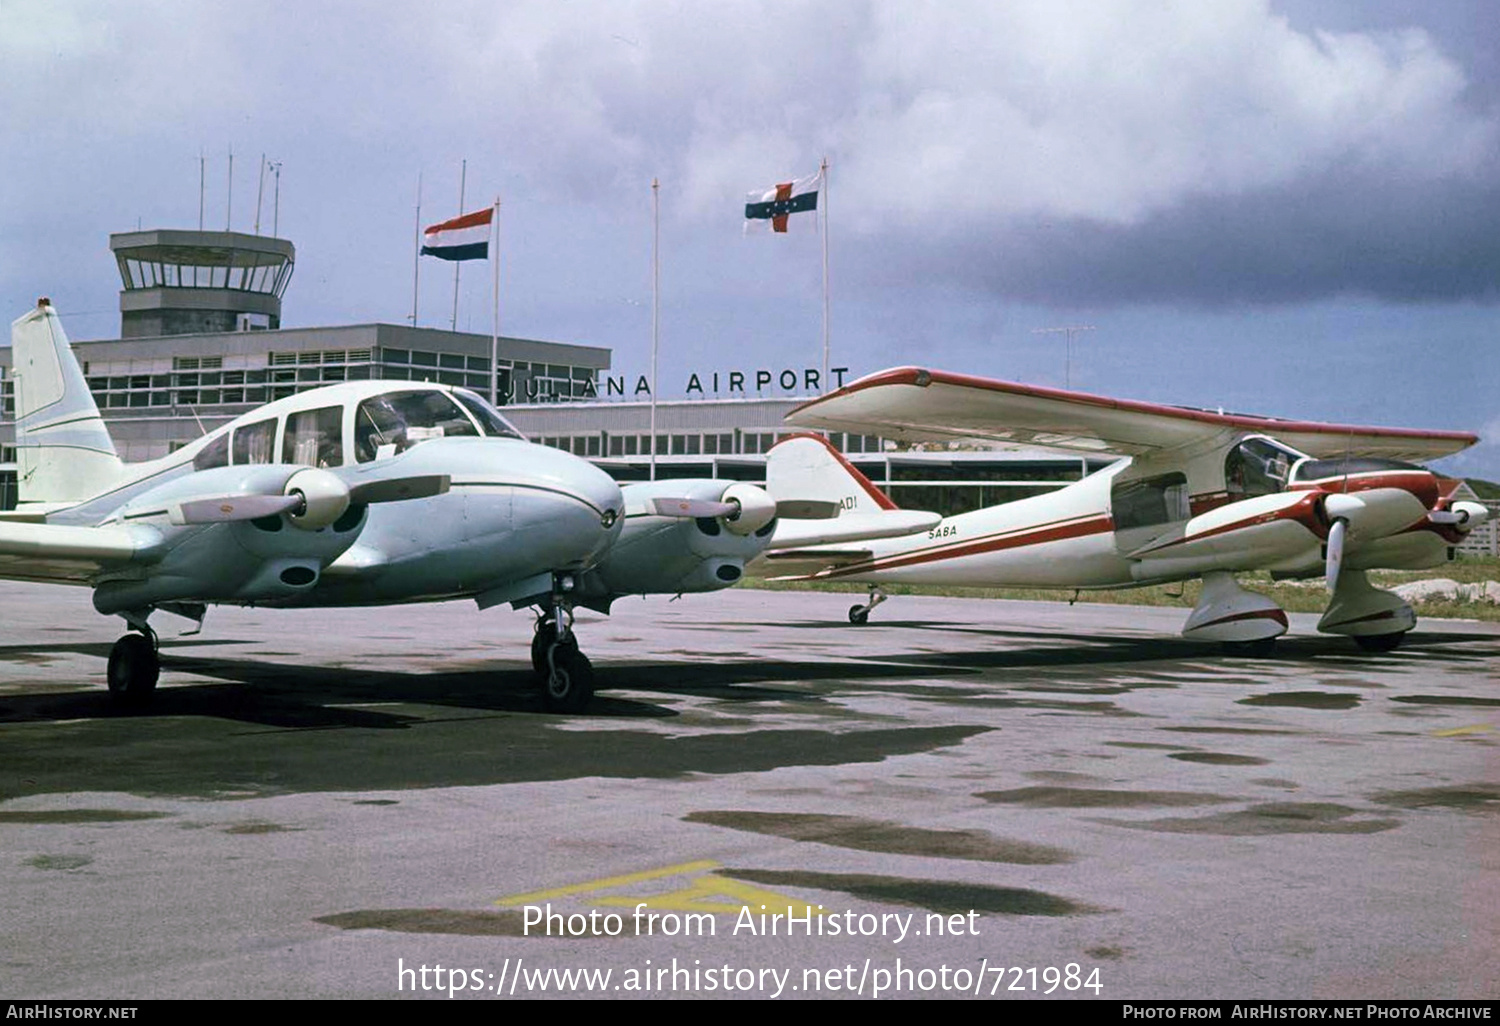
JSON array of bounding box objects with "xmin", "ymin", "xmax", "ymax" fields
[
  {"xmin": 193, "ymin": 432, "xmax": 230, "ymax": 471},
  {"xmin": 283, "ymin": 405, "xmax": 344, "ymax": 467},
  {"xmin": 354, "ymin": 390, "xmax": 480, "ymax": 463},
  {"xmin": 231, "ymin": 418, "xmax": 277, "ymax": 465},
  {"xmin": 1224, "ymin": 437, "xmax": 1301, "ymax": 498},
  {"xmin": 1112, "ymin": 472, "xmax": 1190, "ymax": 530}
]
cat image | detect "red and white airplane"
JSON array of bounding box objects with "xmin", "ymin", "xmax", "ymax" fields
[{"xmin": 758, "ymin": 368, "xmax": 1488, "ymax": 653}]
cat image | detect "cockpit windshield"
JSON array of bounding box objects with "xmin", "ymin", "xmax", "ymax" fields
[
  {"xmin": 452, "ymin": 389, "xmax": 524, "ymax": 440},
  {"xmin": 354, "ymin": 388, "xmax": 525, "ymax": 462},
  {"xmin": 355, "ymin": 390, "xmax": 479, "ymax": 463},
  {"xmin": 1224, "ymin": 436, "xmax": 1304, "ymax": 498}
]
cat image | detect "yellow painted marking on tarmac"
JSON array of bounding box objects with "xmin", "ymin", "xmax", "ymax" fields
[
  {"xmin": 1431, "ymin": 724, "xmax": 1493, "ymax": 737},
  {"xmin": 496, "ymin": 859, "xmax": 719, "ymax": 905},
  {"xmin": 496, "ymin": 859, "xmax": 824, "ymax": 916}
]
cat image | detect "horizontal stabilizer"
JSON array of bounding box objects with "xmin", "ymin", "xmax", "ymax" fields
[{"xmin": 769, "ymin": 510, "xmax": 940, "ymax": 549}]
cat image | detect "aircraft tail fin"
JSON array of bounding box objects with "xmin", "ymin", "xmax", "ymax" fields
[
  {"xmin": 11, "ymin": 300, "xmax": 124, "ymax": 504},
  {"xmin": 765, "ymin": 433, "xmax": 898, "ymax": 514}
]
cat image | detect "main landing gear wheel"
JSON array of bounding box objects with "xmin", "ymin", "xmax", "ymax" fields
[
  {"xmin": 1354, "ymin": 631, "xmax": 1406, "ymax": 653},
  {"xmin": 531, "ymin": 618, "xmax": 578, "ymax": 676},
  {"xmin": 848, "ymin": 604, "xmax": 869, "ymax": 625},
  {"xmin": 106, "ymin": 630, "xmax": 159, "ymax": 706}
]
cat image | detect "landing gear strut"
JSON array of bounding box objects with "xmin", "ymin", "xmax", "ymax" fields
[
  {"xmin": 532, "ymin": 574, "xmax": 593, "ymax": 713},
  {"xmin": 848, "ymin": 586, "xmax": 888, "ymax": 625},
  {"xmin": 106, "ymin": 623, "xmax": 159, "ymax": 706}
]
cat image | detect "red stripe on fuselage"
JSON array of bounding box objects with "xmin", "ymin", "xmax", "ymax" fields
[
  {"xmin": 1135, "ymin": 491, "xmax": 1328, "ymax": 555},
  {"xmin": 1288, "ymin": 470, "xmax": 1439, "ymax": 509},
  {"xmin": 817, "ymin": 513, "xmax": 1115, "ymax": 579}
]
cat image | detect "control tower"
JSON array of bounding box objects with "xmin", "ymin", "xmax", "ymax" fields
[{"xmin": 109, "ymin": 229, "xmax": 294, "ymax": 338}]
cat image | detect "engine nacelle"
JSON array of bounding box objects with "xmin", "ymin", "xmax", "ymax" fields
[{"xmin": 284, "ymin": 467, "xmax": 351, "ymax": 530}]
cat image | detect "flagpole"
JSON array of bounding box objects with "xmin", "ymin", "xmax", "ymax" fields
[
  {"xmin": 452, "ymin": 159, "xmax": 466, "ymax": 332},
  {"xmin": 410, "ymin": 172, "xmax": 422, "ymax": 326},
  {"xmin": 820, "ymin": 156, "xmax": 830, "ymax": 392},
  {"xmin": 650, "ymin": 177, "xmax": 659, "ymax": 482},
  {"xmin": 491, "ymin": 196, "xmax": 500, "ymax": 406}
]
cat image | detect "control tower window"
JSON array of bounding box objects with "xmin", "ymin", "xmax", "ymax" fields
[
  {"xmin": 354, "ymin": 390, "xmax": 480, "ymax": 463},
  {"xmin": 1224, "ymin": 437, "xmax": 1303, "ymax": 498}
]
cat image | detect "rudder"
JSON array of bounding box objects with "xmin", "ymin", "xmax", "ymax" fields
[
  {"xmin": 11, "ymin": 300, "xmax": 123, "ymax": 504},
  {"xmin": 765, "ymin": 433, "xmax": 897, "ymax": 513}
]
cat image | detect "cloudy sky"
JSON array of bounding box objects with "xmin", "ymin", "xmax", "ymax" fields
[{"xmin": 2, "ymin": 0, "xmax": 1497, "ymax": 478}]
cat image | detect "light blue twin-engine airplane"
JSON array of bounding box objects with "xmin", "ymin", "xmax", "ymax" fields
[{"xmin": 0, "ymin": 301, "xmax": 835, "ymax": 712}]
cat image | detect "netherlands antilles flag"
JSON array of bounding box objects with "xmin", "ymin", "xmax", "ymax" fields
[
  {"xmin": 744, "ymin": 172, "xmax": 820, "ymax": 233},
  {"xmin": 421, "ymin": 207, "xmax": 493, "ymax": 261}
]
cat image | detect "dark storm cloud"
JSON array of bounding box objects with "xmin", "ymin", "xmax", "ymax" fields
[{"xmin": 870, "ymin": 166, "xmax": 1500, "ymax": 307}]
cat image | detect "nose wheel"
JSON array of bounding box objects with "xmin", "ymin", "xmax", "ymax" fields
[
  {"xmin": 532, "ymin": 579, "xmax": 594, "ymax": 713},
  {"xmin": 106, "ymin": 626, "xmax": 159, "ymax": 706}
]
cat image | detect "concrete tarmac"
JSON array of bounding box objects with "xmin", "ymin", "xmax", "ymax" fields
[{"xmin": 0, "ymin": 580, "xmax": 1496, "ymax": 1000}]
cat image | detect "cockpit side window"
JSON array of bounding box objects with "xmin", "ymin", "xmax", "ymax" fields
[
  {"xmin": 1112, "ymin": 471, "xmax": 1190, "ymax": 530},
  {"xmin": 354, "ymin": 390, "xmax": 479, "ymax": 463},
  {"xmin": 283, "ymin": 405, "xmax": 344, "ymax": 467},
  {"xmin": 231, "ymin": 418, "xmax": 278, "ymax": 465},
  {"xmin": 192, "ymin": 431, "xmax": 230, "ymax": 471},
  {"xmin": 1225, "ymin": 437, "xmax": 1301, "ymax": 498},
  {"xmin": 453, "ymin": 389, "xmax": 524, "ymax": 440}
]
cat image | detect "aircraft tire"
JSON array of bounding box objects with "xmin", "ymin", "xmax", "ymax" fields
[
  {"xmin": 531, "ymin": 621, "xmax": 578, "ymax": 676},
  {"xmin": 107, "ymin": 633, "xmax": 159, "ymax": 705},
  {"xmin": 1354, "ymin": 631, "xmax": 1406, "ymax": 653},
  {"xmin": 848, "ymin": 605, "xmax": 869, "ymax": 625},
  {"xmin": 541, "ymin": 649, "xmax": 594, "ymax": 714}
]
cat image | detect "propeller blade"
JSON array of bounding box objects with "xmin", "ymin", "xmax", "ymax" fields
[
  {"xmin": 173, "ymin": 493, "xmax": 301, "ymax": 525},
  {"xmin": 774, "ymin": 499, "xmax": 841, "ymax": 520},
  {"xmin": 347, "ymin": 474, "xmax": 451, "ymax": 505},
  {"xmin": 1326, "ymin": 518, "xmax": 1346, "ymax": 594},
  {"xmin": 650, "ymin": 497, "xmax": 738, "ymax": 518}
]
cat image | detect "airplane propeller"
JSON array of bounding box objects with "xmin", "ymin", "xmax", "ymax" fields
[{"xmin": 172, "ymin": 471, "xmax": 450, "ymax": 529}]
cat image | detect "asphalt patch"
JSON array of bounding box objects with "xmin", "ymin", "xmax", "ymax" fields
[
  {"xmin": 316, "ymin": 909, "xmax": 551, "ymax": 937},
  {"xmin": 1390, "ymin": 696, "xmax": 1500, "ymax": 708},
  {"xmin": 0, "ymin": 810, "xmax": 169, "ymax": 824},
  {"xmin": 1096, "ymin": 802, "xmax": 1400, "ymax": 835},
  {"xmin": 1237, "ymin": 692, "xmax": 1362, "ymax": 710},
  {"xmin": 1168, "ymin": 752, "xmax": 1270, "ymax": 766},
  {"xmin": 720, "ymin": 869, "xmax": 1096, "ymax": 917},
  {"xmin": 974, "ymin": 786, "xmax": 1234, "ymax": 808},
  {"xmin": 0, "ymin": 721, "xmax": 991, "ymax": 801},
  {"xmin": 684, "ymin": 811, "xmax": 1072, "ymax": 864},
  {"xmin": 1370, "ymin": 783, "xmax": 1500, "ymax": 813},
  {"xmin": 25, "ymin": 854, "xmax": 93, "ymax": 870}
]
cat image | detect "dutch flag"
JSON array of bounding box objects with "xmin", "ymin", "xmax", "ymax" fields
[{"xmin": 422, "ymin": 207, "xmax": 493, "ymax": 261}]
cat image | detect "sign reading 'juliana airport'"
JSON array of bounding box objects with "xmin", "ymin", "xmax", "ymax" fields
[{"xmin": 569, "ymin": 366, "xmax": 851, "ymax": 401}]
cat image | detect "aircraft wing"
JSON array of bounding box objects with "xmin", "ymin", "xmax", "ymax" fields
[
  {"xmin": 0, "ymin": 522, "xmax": 163, "ymax": 585},
  {"xmin": 786, "ymin": 368, "xmax": 1480, "ymax": 462}
]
